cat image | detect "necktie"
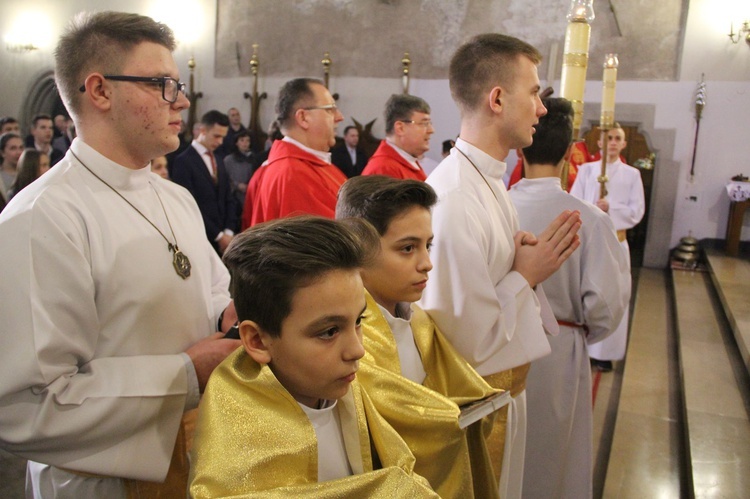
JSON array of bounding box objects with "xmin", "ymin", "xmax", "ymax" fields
[{"xmin": 207, "ymin": 151, "xmax": 218, "ymax": 184}]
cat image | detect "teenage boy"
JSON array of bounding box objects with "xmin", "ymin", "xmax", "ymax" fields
[
  {"xmin": 419, "ymin": 33, "xmax": 581, "ymax": 498},
  {"xmin": 0, "ymin": 12, "xmax": 239, "ymax": 497},
  {"xmin": 570, "ymin": 123, "xmax": 644, "ymax": 371},
  {"xmin": 189, "ymin": 216, "xmax": 437, "ymax": 497},
  {"xmin": 336, "ymin": 175, "xmax": 502, "ymax": 498},
  {"xmin": 509, "ymin": 98, "xmax": 629, "ymax": 498}
]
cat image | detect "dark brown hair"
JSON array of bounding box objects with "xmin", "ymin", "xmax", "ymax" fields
[
  {"xmin": 521, "ymin": 98, "xmax": 574, "ymax": 166},
  {"xmin": 223, "ymin": 216, "xmax": 374, "ymax": 336},
  {"xmin": 10, "ymin": 149, "xmax": 47, "ymax": 197},
  {"xmin": 275, "ymin": 78, "xmax": 324, "ymax": 129},
  {"xmin": 336, "ymin": 175, "xmax": 437, "ymax": 236}
]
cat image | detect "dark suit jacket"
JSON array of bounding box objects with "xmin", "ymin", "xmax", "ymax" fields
[
  {"xmin": 331, "ymin": 145, "xmax": 368, "ymax": 178},
  {"xmin": 24, "ymin": 136, "xmax": 65, "ymax": 166},
  {"xmin": 172, "ymin": 146, "xmax": 239, "ymax": 247},
  {"xmin": 50, "ymin": 148, "xmax": 64, "ymax": 166}
]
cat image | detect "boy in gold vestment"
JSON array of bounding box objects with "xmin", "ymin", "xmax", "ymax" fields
[
  {"xmin": 336, "ymin": 175, "xmax": 503, "ymax": 498},
  {"xmin": 189, "ymin": 216, "xmax": 437, "ymax": 498}
]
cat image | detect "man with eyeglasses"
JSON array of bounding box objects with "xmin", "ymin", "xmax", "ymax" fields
[
  {"xmin": 361, "ymin": 94, "xmax": 434, "ymax": 181},
  {"xmin": 0, "ymin": 12, "xmax": 241, "ymax": 498},
  {"xmin": 245, "ymin": 77, "xmax": 346, "ymax": 226}
]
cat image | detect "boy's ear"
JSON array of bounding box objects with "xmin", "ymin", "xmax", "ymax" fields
[{"xmin": 239, "ymin": 320, "xmax": 272, "ymax": 365}]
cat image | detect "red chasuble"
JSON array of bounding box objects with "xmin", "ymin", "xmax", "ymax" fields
[
  {"xmin": 362, "ymin": 141, "xmax": 427, "ymax": 181},
  {"xmin": 245, "ymin": 140, "xmax": 347, "ymax": 227}
]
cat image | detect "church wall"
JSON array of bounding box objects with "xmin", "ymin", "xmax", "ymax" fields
[{"xmin": 1, "ymin": 0, "xmax": 748, "ymax": 260}]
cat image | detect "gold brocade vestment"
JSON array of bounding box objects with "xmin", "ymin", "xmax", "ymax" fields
[
  {"xmin": 188, "ymin": 348, "xmax": 437, "ymax": 498},
  {"xmin": 358, "ymin": 293, "xmax": 502, "ymax": 498}
]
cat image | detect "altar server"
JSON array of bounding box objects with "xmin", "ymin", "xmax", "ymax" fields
[
  {"xmin": 509, "ymin": 97, "xmax": 629, "ymax": 498},
  {"xmin": 570, "ymin": 123, "xmax": 644, "ymax": 371},
  {"xmin": 419, "ymin": 33, "xmax": 581, "ymax": 498},
  {"xmin": 0, "ymin": 12, "xmax": 240, "ymax": 498}
]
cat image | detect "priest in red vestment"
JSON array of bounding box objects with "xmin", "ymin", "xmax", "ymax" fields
[
  {"xmin": 362, "ymin": 94, "xmax": 434, "ymax": 181},
  {"xmin": 245, "ymin": 78, "xmax": 346, "ymax": 227}
]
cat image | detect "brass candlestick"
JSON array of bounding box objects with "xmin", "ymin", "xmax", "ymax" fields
[
  {"xmin": 598, "ymin": 53, "xmax": 618, "ymax": 199},
  {"xmin": 401, "ymin": 52, "xmax": 411, "ymax": 94},
  {"xmin": 321, "ymin": 52, "xmax": 339, "ymax": 100},
  {"xmin": 243, "ymin": 44, "xmax": 268, "ymax": 153}
]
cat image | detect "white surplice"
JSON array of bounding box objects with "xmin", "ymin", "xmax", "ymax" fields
[
  {"xmin": 570, "ymin": 159, "xmax": 644, "ymax": 360},
  {"xmin": 419, "ymin": 139, "xmax": 552, "ymax": 499},
  {"xmin": 0, "ymin": 139, "xmax": 231, "ymax": 498},
  {"xmin": 509, "ymin": 177, "xmax": 630, "ymax": 498}
]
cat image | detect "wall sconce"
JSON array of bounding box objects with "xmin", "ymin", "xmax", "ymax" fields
[
  {"xmin": 728, "ymin": 21, "xmax": 750, "ymax": 45},
  {"xmin": 5, "ymin": 11, "xmax": 52, "ymax": 53},
  {"xmin": 5, "ymin": 42, "xmax": 38, "ymax": 53}
]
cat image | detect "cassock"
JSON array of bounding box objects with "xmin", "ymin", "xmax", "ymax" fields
[
  {"xmin": 0, "ymin": 139, "xmax": 231, "ymax": 498},
  {"xmin": 509, "ymin": 177, "xmax": 630, "ymax": 499},
  {"xmin": 189, "ymin": 348, "xmax": 438, "ymax": 498},
  {"xmin": 248, "ymin": 137, "xmax": 346, "ymax": 226},
  {"xmin": 419, "ymin": 139, "xmax": 554, "ymax": 499},
  {"xmin": 359, "ymin": 292, "xmax": 501, "ymax": 498},
  {"xmin": 362, "ymin": 140, "xmax": 427, "ymax": 181},
  {"xmin": 570, "ymin": 158, "xmax": 644, "ymax": 360}
]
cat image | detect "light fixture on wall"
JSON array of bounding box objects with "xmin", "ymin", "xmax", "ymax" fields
[
  {"xmin": 728, "ymin": 21, "xmax": 750, "ymax": 45},
  {"xmin": 5, "ymin": 11, "xmax": 51, "ymax": 53},
  {"xmin": 5, "ymin": 41, "xmax": 38, "ymax": 53}
]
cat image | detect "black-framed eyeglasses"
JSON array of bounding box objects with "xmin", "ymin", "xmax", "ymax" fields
[{"xmin": 78, "ymin": 75, "xmax": 187, "ymax": 104}]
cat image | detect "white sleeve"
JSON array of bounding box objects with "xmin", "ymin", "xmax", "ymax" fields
[
  {"xmin": 419, "ymin": 191, "xmax": 548, "ymax": 376},
  {"xmin": 580, "ymin": 215, "xmax": 631, "ymax": 344},
  {"xmin": 0, "ymin": 201, "xmax": 187, "ymax": 482},
  {"xmin": 608, "ymin": 169, "xmax": 645, "ymax": 230}
]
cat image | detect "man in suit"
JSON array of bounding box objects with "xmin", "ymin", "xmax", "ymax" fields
[
  {"xmin": 172, "ymin": 110, "xmax": 238, "ymax": 254},
  {"xmin": 25, "ymin": 114, "xmax": 65, "ymax": 166},
  {"xmin": 331, "ymin": 125, "xmax": 368, "ymax": 177},
  {"xmin": 216, "ymin": 107, "xmax": 247, "ymax": 159},
  {"xmin": 361, "ymin": 94, "xmax": 434, "ymax": 181}
]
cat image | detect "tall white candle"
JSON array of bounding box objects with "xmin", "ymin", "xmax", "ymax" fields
[
  {"xmin": 600, "ymin": 53, "xmax": 618, "ymax": 129},
  {"xmin": 560, "ymin": 0, "xmax": 594, "ymax": 138}
]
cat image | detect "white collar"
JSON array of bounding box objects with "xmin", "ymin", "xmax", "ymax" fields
[
  {"xmin": 513, "ymin": 176, "xmax": 564, "ymax": 193},
  {"xmin": 454, "ymin": 137, "xmax": 507, "ymax": 179},
  {"xmin": 282, "ymin": 136, "xmax": 332, "ymax": 164},
  {"xmin": 70, "ymin": 138, "xmax": 152, "ymax": 191},
  {"xmin": 385, "ymin": 139, "xmax": 421, "ymax": 171}
]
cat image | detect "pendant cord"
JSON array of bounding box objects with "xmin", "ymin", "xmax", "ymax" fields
[
  {"xmin": 69, "ymin": 150, "xmax": 180, "ymax": 250},
  {"xmin": 454, "ymin": 145, "xmax": 499, "ymax": 202}
]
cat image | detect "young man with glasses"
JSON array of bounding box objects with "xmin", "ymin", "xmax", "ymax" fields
[
  {"xmin": 245, "ymin": 77, "xmax": 347, "ymax": 226},
  {"xmin": 362, "ymin": 94, "xmax": 434, "ymax": 181},
  {"xmin": 0, "ymin": 11, "xmax": 241, "ymax": 498}
]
